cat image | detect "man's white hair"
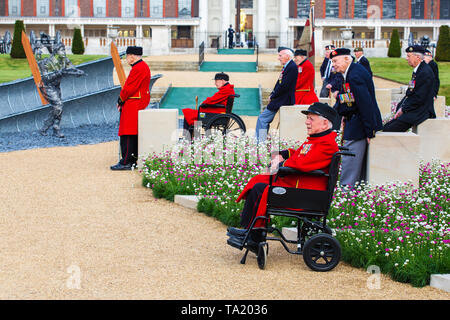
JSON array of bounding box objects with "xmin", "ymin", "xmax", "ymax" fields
[
  {"xmin": 412, "ymin": 52, "xmax": 424, "ymax": 60},
  {"xmin": 319, "ymin": 116, "xmax": 334, "ymax": 130},
  {"xmin": 281, "ymin": 49, "xmax": 294, "ymax": 59}
]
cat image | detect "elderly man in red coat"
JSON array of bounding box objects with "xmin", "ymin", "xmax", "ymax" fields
[
  {"xmin": 227, "ymin": 102, "xmax": 339, "ymax": 249},
  {"xmin": 182, "ymin": 72, "xmax": 235, "ymax": 136},
  {"xmin": 111, "ymin": 46, "xmax": 151, "ymax": 170},
  {"xmin": 293, "ymin": 49, "xmax": 319, "ymax": 105}
]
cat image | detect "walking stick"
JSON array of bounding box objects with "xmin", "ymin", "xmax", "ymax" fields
[{"xmin": 195, "ymin": 95, "xmax": 199, "ymax": 110}]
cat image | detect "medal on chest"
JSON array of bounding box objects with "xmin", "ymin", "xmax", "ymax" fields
[
  {"xmin": 298, "ymin": 67, "xmax": 303, "ymax": 74},
  {"xmin": 339, "ymin": 83, "xmax": 355, "ymax": 107},
  {"xmin": 299, "ymin": 144, "xmax": 312, "ymax": 155}
]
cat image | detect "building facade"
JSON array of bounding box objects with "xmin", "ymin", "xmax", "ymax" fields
[{"xmin": 0, "ymin": 0, "xmax": 449, "ymax": 56}]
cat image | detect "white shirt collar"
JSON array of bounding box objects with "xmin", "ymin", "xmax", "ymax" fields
[
  {"xmin": 343, "ymin": 62, "xmax": 352, "ymax": 81},
  {"xmin": 413, "ymin": 61, "xmax": 421, "ymax": 73},
  {"xmin": 356, "ymin": 55, "xmax": 364, "ymax": 62}
]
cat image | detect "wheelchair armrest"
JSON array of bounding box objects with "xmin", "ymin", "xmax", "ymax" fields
[
  {"xmin": 276, "ymin": 166, "xmax": 328, "ymax": 178},
  {"xmin": 338, "ymin": 146, "xmax": 349, "ymax": 151},
  {"xmin": 337, "ymin": 151, "xmax": 356, "ymax": 157}
]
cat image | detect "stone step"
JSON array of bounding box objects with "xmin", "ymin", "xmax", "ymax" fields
[
  {"xmin": 174, "ymin": 195, "xmax": 201, "ymax": 210},
  {"xmin": 430, "ymin": 274, "xmax": 450, "ymax": 293}
]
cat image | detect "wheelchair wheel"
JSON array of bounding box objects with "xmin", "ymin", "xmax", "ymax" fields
[
  {"xmin": 205, "ymin": 113, "xmax": 246, "ymax": 138},
  {"xmin": 302, "ymin": 233, "xmax": 341, "ymax": 272},
  {"xmin": 257, "ymin": 242, "xmax": 268, "ymax": 270}
]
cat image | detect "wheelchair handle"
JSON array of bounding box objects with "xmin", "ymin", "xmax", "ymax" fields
[{"xmin": 338, "ymin": 151, "xmax": 356, "ymax": 157}]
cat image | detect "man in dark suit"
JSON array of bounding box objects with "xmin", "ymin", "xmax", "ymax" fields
[
  {"xmin": 331, "ymin": 48, "xmax": 383, "ymax": 187},
  {"xmin": 227, "ymin": 25, "xmax": 235, "ymax": 49},
  {"xmin": 424, "ymin": 49, "xmax": 440, "ymax": 99},
  {"xmin": 256, "ymin": 47, "xmax": 298, "ymax": 142},
  {"xmin": 320, "ymin": 44, "xmax": 343, "ymax": 98},
  {"xmin": 354, "ymin": 47, "xmax": 373, "ymax": 77},
  {"xmin": 383, "ymin": 45, "xmax": 436, "ymax": 132}
]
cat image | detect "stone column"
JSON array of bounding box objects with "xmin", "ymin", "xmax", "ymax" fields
[
  {"xmin": 375, "ymin": 26, "xmax": 381, "ymax": 40},
  {"xmin": 49, "ymin": 24, "xmax": 56, "ymax": 37},
  {"xmin": 150, "ymin": 25, "xmax": 170, "ymax": 55},
  {"xmin": 257, "ymin": 0, "xmax": 267, "ymax": 48},
  {"xmin": 433, "ymin": 26, "xmax": 439, "ymax": 42},
  {"xmin": 279, "ymin": 0, "xmax": 289, "ymax": 47},
  {"xmin": 404, "ymin": 26, "xmax": 410, "ymax": 40},
  {"xmin": 80, "ymin": 25, "xmax": 85, "ymax": 38},
  {"xmin": 136, "ymin": 25, "xmax": 143, "ymax": 47},
  {"xmin": 222, "ymin": 0, "xmax": 231, "ymax": 35},
  {"xmin": 198, "ymin": 0, "xmax": 208, "ymax": 46},
  {"xmin": 314, "ymin": 26, "xmax": 323, "ymax": 57}
]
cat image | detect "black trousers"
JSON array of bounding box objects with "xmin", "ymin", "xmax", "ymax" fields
[
  {"xmin": 240, "ymin": 183, "xmax": 268, "ymax": 229},
  {"xmin": 383, "ymin": 119, "xmax": 412, "ymax": 132},
  {"xmin": 120, "ymin": 135, "xmax": 138, "ymax": 165}
]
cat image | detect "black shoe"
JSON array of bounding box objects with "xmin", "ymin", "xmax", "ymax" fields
[
  {"xmin": 110, "ymin": 162, "xmax": 132, "ymax": 171},
  {"xmin": 39, "ymin": 129, "xmax": 48, "ymax": 136}
]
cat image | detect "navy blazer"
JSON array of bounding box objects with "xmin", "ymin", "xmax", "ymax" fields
[
  {"xmin": 267, "ymin": 59, "xmax": 298, "ymax": 112},
  {"xmin": 398, "ymin": 61, "xmax": 436, "ymax": 125},
  {"xmin": 335, "ymin": 63, "xmax": 382, "ymax": 141},
  {"xmin": 356, "ymin": 56, "xmax": 373, "ymax": 77}
]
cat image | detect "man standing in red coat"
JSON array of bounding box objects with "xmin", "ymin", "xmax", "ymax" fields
[
  {"xmin": 227, "ymin": 103, "xmax": 339, "ymax": 248},
  {"xmin": 182, "ymin": 72, "xmax": 235, "ymax": 136},
  {"xmin": 293, "ymin": 49, "xmax": 319, "ymax": 105},
  {"xmin": 111, "ymin": 46, "xmax": 151, "ymax": 170}
]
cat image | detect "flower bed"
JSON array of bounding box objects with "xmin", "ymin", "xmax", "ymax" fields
[{"xmin": 141, "ymin": 136, "xmax": 450, "ymax": 287}]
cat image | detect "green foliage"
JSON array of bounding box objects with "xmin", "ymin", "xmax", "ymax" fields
[
  {"xmin": 435, "ymin": 25, "xmax": 450, "ymax": 62},
  {"xmin": 387, "ymin": 29, "xmax": 401, "ymax": 58},
  {"xmin": 10, "ymin": 20, "xmax": 26, "ymax": 59},
  {"xmin": 71, "ymin": 28, "xmax": 85, "ymax": 55}
]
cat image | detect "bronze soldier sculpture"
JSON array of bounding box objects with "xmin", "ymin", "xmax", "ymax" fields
[{"xmin": 36, "ymin": 38, "xmax": 85, "ymax": 138}]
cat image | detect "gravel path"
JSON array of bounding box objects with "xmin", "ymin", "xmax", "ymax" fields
[{"xmin": 0, "ymin": 141, "xmax": 448, "ymax": 299}]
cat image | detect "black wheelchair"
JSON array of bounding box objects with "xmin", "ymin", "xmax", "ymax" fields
[
  {"xmin": 188, "ymin": 94, "xmax": 246, "ymax": 138},
  {"xmin": 227, "ymin": 147, "xmax": 354, "ymax": 271}
]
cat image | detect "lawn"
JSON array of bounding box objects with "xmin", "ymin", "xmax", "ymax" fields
[
  {"xmin": 0, "ymin": 54, "xmax": 108, "ymax": 84},
  {"xmin": 371, "ymin": 57, "xmax": 450, "ymax": 105}
]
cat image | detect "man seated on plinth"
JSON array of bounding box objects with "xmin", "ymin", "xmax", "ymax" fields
[
  {"xmin": 383, "ymin": 45, "xmax": 436, "ymax": 132},
  {"xmin": 182, "ymin": 72, "xmax": 235, "ymax": 136},
  {"xmin": 227, "ymin": 102, "xmax": 339, "ymax": 249}
]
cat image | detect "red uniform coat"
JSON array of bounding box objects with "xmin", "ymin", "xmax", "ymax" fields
[
  {"xmin": 295, "ymin": 59, "xmax": 319, "ymax": 105},
  {"xmin": 236, "ymin": 130, "xmax": 338, "ymax": 228},
  {"xmin": 182, "ymin": 83, "xmax": 235, "ymax": 126},
  {"xmin": 118, "ymin": 60, "xmax": 151, "ymax": 136}
]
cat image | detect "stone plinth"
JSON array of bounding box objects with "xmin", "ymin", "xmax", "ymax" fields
[
  {"xmin": 367, "ymin": 132, "xmax": 421, "ymax": 187},
  {"xmin": 416, "ymin": 118, "xmax": 450, "ymax": 163},
  {"xmin": 279, "ymin": 105, "xmax": 309, "ymax": 143},
  {"xmin": 430, "ymin": 274, "xmax": 450, "ymax": 293},
  {"xmin": 174, "ymin": 195, "xmax": 201, "ymax": 210},
  {"xmin": 138, "ymin": 109, "xmax": 178, "ymax": 166},
  {"xmin": 375, "ymin": 88, "xmax": 392, "ymax": 116},
  {"xmin": 434, "ymin": 96, "xmax": 447, "ymax": 118}
]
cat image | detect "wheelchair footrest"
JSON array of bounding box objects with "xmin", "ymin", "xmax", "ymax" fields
[{"xmin": 227, "ymin": 237, "xmax": 244, "ymax": 250}]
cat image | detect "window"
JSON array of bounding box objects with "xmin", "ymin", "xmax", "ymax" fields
[
  {"xmin": 241, "ymin": 0, "xmax": 253, "ymax": 9},
  {"xmin": 411, "ymin": 0, "xmax": 424, "ymax": 19},
  {"xmin": 9, "ymin": 0, "xmax": 20, "ymax": 16},
  {"xmin": 297, "ymin": 0, "xmax": 310, "ymax": 18},
  {"xmin": 36, "ymin": 0, "xmax": 49, "ymax": 16},
  {"xmin": 326, "ymin": 0, "xmax": 339, "ymax": 18},
  {"xmin": 178, "ymin": 0, "xmax": 191, "ymax": 17},
  {"xmin": 93, "ymin": 0, "xmax": 106, "ymax": 17},
  {"xmin": 65, "ymin": 0, "xmax": 79, "ymax": 17},
  {"xmin": 150, "ymin": 0, "xmax": 163, "ymax": 18},
  {"xmin": 383, "ymin": 0, "xmax": 396, "ymax": 19},
  {"xmin": 122, "ymin": 0, "xmax": 135, "ymax": 17},
  {"xmin": 441, "ymin": 0, "xmax": 450, "ymax": 19},
  {"xmin": 354, "ymin": 0, "xmax": 367, "ymax": 19}
]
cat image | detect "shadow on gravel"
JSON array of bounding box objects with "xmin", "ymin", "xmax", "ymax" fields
[{"xmin": 0, "ymin": 122, "xmax": 120, "ymax": 153}]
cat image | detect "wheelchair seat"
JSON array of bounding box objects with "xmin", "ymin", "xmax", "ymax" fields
[
  {"xmin": 189, "ymin": 94, "xmax": 246, "ymax": 137},
  {"xmin": 227, "ymin": 148, "xmax": 354, "ymax": 271}
]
